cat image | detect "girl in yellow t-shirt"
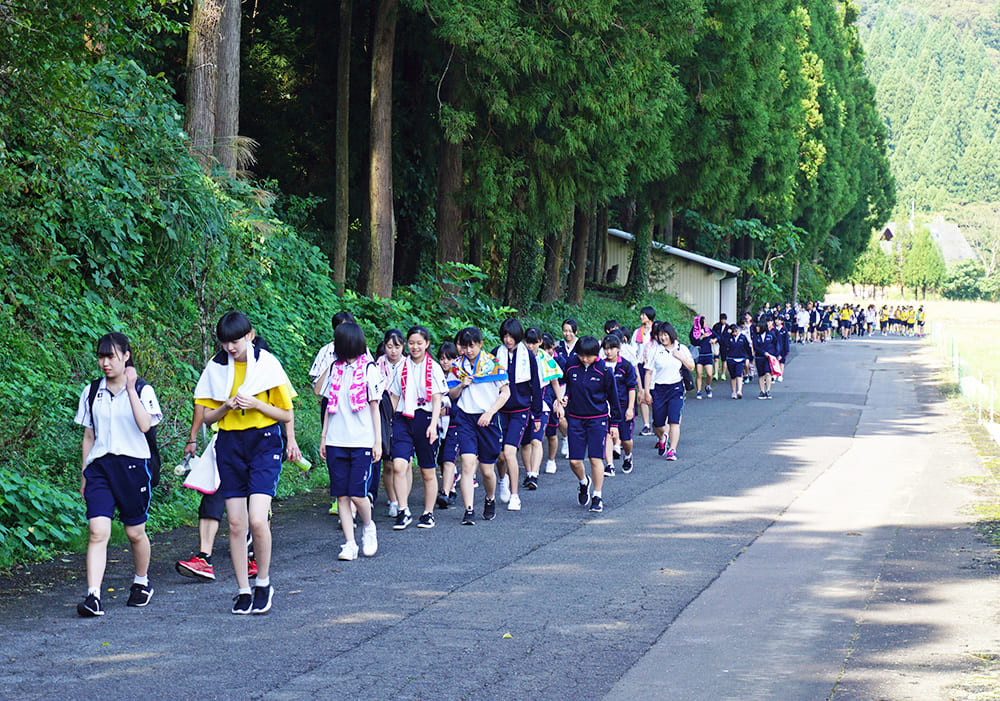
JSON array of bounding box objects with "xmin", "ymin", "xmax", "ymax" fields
[{"xmin": 194, "ymin": 311, "xmax": 295, "ymax": 615}]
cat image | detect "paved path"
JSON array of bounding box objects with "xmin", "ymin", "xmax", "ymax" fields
[{"xmin": 3, "ymin": 337, "xmax": 999, "ymax": 700}]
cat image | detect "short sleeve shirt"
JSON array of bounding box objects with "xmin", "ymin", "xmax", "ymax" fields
[
  {"xmin": 388, "ymin": 356, "xmax": 448, "ymax": 415},
  {"xmin": 75, "ymin": 379, "xmax": 162, "ymax": 465}
]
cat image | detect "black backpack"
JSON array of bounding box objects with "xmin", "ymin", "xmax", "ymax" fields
[{"xmin": 87, "ymin": 378, "xmax": 161, "ymax": 487}]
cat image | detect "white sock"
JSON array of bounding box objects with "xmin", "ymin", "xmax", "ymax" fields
[
  {"xmin": 579, "ymin": 478, "xmax": 588, "ymax": 485},
  {"xmin": 624, "ymin": 453, "xmax": 632, "ymax": 460},
  {"xmin": 88, "ymin": 587, "xmax": 100, "ymax": 598},
  {"xmin": 255, "ymin": 577, "xmax": 269, "ymax": 588},
  {"xmin": 133, "ymin": 575, "xmax": 149, "ymax": 586},
  {"xmin": 593, "ymin": 490, "xmax": 602, "ymax": 498},
  {"xmin": 239, "ymin": 587, "xmax": 252, "ymax": 595}
]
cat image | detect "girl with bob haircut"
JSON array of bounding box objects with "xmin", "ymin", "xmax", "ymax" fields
[
  {"xmin": 74, "ymin": 332, "xmax": 162, "ymax": 617},
  {"xmin": 320, "ymin": 321, "xmax": 382, "ymax": 560},
  {"xmin": 644, "ymin": 321, "xmax": 695, "ymax": 462},
  {"xmin": 194, "ymin": 311, "xmax": 295, "ymax": 615},
  {"xmin": 494, "ymin": 317, "xmax": 542, "ymax": 511}
]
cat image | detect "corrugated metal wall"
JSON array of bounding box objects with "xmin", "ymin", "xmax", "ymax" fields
[{"xmin": 605, "ymin": 237, "xmax": 735, "ymax": 320}]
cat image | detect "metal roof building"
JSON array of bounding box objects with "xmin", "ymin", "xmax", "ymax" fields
[{"xmin": 605, "ymin": 228, "xmax": 740, "ymax": 322}]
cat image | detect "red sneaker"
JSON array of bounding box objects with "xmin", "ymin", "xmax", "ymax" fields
[
  {"xmin": 248, "ymin": 558, "xmax": 258, "ymax": 578},
  {"xmin": 176, "ymin": 555, "xmax": 215, "ymax": 581}
]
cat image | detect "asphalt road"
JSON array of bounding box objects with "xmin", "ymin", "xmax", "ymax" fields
[{"xmin": 3, "ymin": 336, "xmax": 999, "ymax": 700}]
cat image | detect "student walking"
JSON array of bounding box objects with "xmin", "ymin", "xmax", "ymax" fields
[
  {"xmin": 493, "ymin": 318, "xmax": 542, "ymax": 511},
  {"xmin": 563, "ymin": 336, "xmax": 622, "ymax": 513},
  {"xmin": 75, "ymin": 333, "xmax": 162, "ymax": 617},
  {"xmin": 644, "ymin": 322, "xmax": 695, "ymax": 462},
  {"xmin": 520, "ymin": 327, "xmax": 564, "ymax": 489},
  {"xmin": 630, "ymin": 307, "xmax": 657, "ymax": 436},
  {"xmin": 725, "ymin": 324, "xmax": 751, "ymax": 399},
  {"xmin": 601, "ymin": 334, "xmax": 637, "ymax": 474},
  {"xmin": 450, "ymin": 327, "xmax": 511, "ymax": 525},
  {"xmin": 174, "ymin": 405, "xmax": 302, "ymax": 581},
  {"xmin": 435, "ymin": 342, "xmax": 461, "ymax": 508},
  {"xmin": 194, "ymin": 312, "xmax": 295, "ymax": 614},
  {"xmin": 753, "ymin": 320, "xmax": 778, "ymax": 399},
  {"xmin": 319, "ymin": 321, "xmax": 382, "ymax": 561},
  {"xmin": 388, "ymin": 326, "xmax": 446, "ymax": 529},
  {"xmin": 689, "ymin": 315, "xmax": 716, "ymax": 399},
  {"xmin": 375, "ymin": 329, "xmax": 405, "ymax": 516}
]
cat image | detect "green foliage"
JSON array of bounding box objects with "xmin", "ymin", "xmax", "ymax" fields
[
  {"xmin": 896, "ymin": 225, "xmax": 947, "ymax": 296},
  {"xmin": 523, "ymin": 289, "xmax": 693, "ymax": 342},
  {"xmin": 941, "ymin": 259, "xmax": 990, "ymax": 300},
  {"xmin": 0, "ymin": 465, "xmax": 87, "ymax": 567},
  {"xmin": 859, "ymin": 0, "xmax": 1000, "ymax": 210},
  {"xmin": 849, "ymin": 234, "xmax": 896, "ymax": 292}
]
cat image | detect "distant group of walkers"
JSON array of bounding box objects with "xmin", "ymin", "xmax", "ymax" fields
[{"xmin": 78, "ymin": 296, "xmax": 905, "ymax": 618}]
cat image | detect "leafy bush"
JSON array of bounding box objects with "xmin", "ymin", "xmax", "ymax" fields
[
  {"xmin": 941, "ymin": 260, "xmax": 986, "ymax": 300},
  {"xmin": 0, "ymin": 465, "xmax": 87, "ymax": 568}
]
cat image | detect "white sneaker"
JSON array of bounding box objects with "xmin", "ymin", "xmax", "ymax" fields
[
  {"xmin": 561, "ymin": 438, "xmax": 569, "ymax": 458},
  {"xmin": 387, "ymin": 502, "xmax": 399, "ymax": 518},
  {"xmin": 361, "ymin": 524, "xmax": 378, "ymax": 557},
  {"xmin": 498, "ymin": 475, "xmax": 511, "ymax": 503},
  {"xmin": 544, "ymin": 459, "xmax": 557, "ymax": 474},
  {"xmin": 508, "ymin": 493, "xmax": 521, "ymax": 511},
  {"xmin": 338, "ymin": 541, "xmax": 359, "ymax": 561}
]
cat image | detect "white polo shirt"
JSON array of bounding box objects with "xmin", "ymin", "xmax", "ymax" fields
[
  {"xmin": 388, "ymin": 356, "xmax": 447, "ymax": 415},
  {"xmin": 324, "ymin": 361, "xmax": 385, "ymax": 448},
  {"xmin": 75, "ymin": 379, "xmax": 162, "ymax": 465},
  {"xmin": 646, "ymin": 343, "xmax": 692, "ymax": 386}
]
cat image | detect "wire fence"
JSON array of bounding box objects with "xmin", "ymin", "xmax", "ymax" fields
[{"xmin": 931, "ymin": 321, "xmax": 1000, "ymax": 446}]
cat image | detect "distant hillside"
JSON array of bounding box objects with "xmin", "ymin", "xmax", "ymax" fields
[{"xmin": 857, "ymin": 0, "xmax": 1000, "ymax": 210}]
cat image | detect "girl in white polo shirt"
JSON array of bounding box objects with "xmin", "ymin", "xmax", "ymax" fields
[
  {"xmin": 320, "ymin": 321, "xmax": 383, "ymax": 561},
  {"xmin": 74, "ymin": 332, "xmax": 162, "ymax": 617}
]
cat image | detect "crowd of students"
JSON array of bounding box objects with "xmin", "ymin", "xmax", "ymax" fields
[{"xmin": 77, "ymin": 298, "xmax": 913, "ymax": 617}]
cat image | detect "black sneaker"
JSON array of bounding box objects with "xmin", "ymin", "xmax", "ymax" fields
[
  {"xmin": 577, "ymin": 476, "xmax": 592, "ymax": 507},
  {"xmin": 526, "ymin": 475, "xmax": 539, "ymax": 490},
  {"xmin": 640, "ymin": 425, "xmax": 652, "ymax": 436},
  {"xmin": 126, "ymin": 582, "xmax": 154, "ymax": 607},
  {"xmin": 604, "ymin": 464, "xmax": 615, "ymax": 477},
  {"xmin": 435, "ymin": 492, "xmax": 450, "ymax": 510},
  {"xmin": 231, "ymin": 592, "xmax": 252, "ymax": 615},
  {"xmin": 250, "ymin": 584, "xmax": 273, "ymax": 614},
  {"xmin": 483, "ymin": 498, "xmax": 497, "ymax": 520},
  {"xmin": 447, "ymin": 491, "xmax": 457, "ymax": 505},
  {"xmin": 417, "ymin": 512, "xmax": 435, "ymax": 529},
  {"xmin": 77, "ymin": 593, "xmax": 104, "ymax": 617},
  {"xmin": 589, "ymin": 495, "xmax": 604, "ymax": 513},
  {"xmin": 393, "ymin": 510, "xmax": 412, "ymax": 530},
  {"xmin": 521, "ymin": 475, "xmax": 532, "ymax": 489},
  {"xmin": 461, "ymin": 508, "xmax": 475, "ymax": 525},
  {"xmin": 621, "ymin": 456, "xmax": 633, "ymax": 474},
  {"xmin": 757, "ymin": 392, "xmax": 768, "ymax": 400},
  {"xmin": 766, "ymin": 392, "xmax": 773, "ymax": 400}
]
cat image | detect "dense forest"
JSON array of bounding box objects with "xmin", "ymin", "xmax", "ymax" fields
[
  {"xmin": 0, "ymin": 0, "xmax": 893, "ymax": 564},
  {"xmin": 855, "ymin": 0, "xmax": 1000, "ymax": 298},
  {"xmin": 858, "ymin": 0, "xmax": 1000, "ymax": 208}
]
